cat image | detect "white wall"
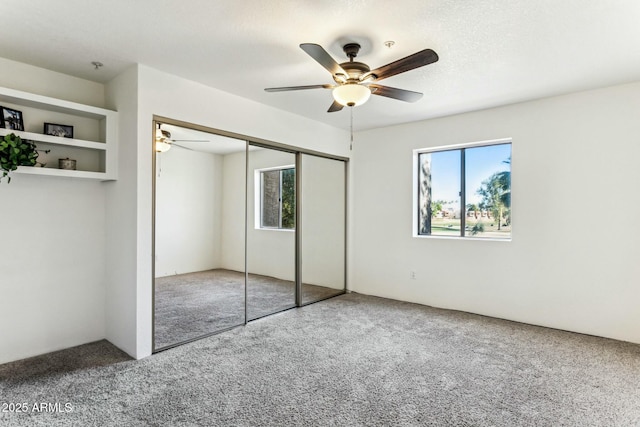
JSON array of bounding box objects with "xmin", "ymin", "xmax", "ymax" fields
[
  {"xmin": 0, "ymin": 58, "xmax": 107, "ymax": 364},
  {"xmin": 351, "ymin": 81, "xmax": 640, "ymax": 344},
  {"xmin": 155, "ymin": 148, "xmax": 223, "ymax": 277},
  {"xmin": 0, "ymin": 57, "xmax": 104, "ymax": 107},
  {"xmin": 220, "ymin": 149, "xmax": 246, "ymax": 273},
  {"xmin": 104, "ymin": 65, "xmax": 139, "ymax": 358}
]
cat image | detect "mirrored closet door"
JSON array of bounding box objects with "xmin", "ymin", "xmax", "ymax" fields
[
  {"xmin": 153, "ymin": 118, "xmax": 349, "ymax": 351},
  {"xmin": 300, "ymin": 154, "xmax": 346, "ymax": 304},
  {"xmin": 153, "ymin": 121, "xmax": 247, "ymax": 350}
]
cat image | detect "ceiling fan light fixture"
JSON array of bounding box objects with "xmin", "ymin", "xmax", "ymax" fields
[
  {"xmin": 156, "ymin": 140, "xmax": 171, "ymax": 153},
  {"xmin": 332, "ymin": 83, "xmax": 371, "ymax": 107}
]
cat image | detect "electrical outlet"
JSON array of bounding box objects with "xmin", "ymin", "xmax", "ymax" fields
[{"xmin": 410, "ymin": 271, "xmax": 417, "ymax": 280}]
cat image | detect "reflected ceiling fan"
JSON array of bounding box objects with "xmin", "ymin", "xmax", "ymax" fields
[
  {"xmin": 155, "ymin": 124, "xmax": 209, "ymax": 153},
  {"xmin": 265, "ymin": 42, "xmax": 438, "ymax": 112}
]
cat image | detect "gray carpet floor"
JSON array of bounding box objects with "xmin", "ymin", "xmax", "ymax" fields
[
  {"xmin": 154, "ymin": 269, "xmax": 343, "ymax": 349},
  {"xmin": 2, "ymin": 292, "xmax": 640, "ymax": 426}
]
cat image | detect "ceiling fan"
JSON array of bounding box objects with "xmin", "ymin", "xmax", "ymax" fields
[
  {"xmin": 155, "ymin": 124, "xmax": 209, "ymax": 153},
  {"xmin": 265, "ymin": 42, "xmax": 439, "ymax": 112}
]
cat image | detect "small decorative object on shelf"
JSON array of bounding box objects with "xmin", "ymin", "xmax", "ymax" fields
[
  {"xmin": 58, "ymin": 158, "xmax": 76, "ymax": 170},
  {"xmin": 0, "ymin": 133, "xmax": 38, "ymax": 183},
  {"xmin": 0, "ymin": 106, "xmax": 25, "ymax": 131},
  {"xmin": 44, "ymin": 122, "xmax": 74, "ymax": 138}
]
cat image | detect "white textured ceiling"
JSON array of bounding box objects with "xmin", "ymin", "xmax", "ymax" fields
[{"xmin": 3, "ymin": 0, "xmax": 640, "ymax": 131}]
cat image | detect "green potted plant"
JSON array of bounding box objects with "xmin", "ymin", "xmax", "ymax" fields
[{"xmin": 0, "ymin": 133, "xmax": 39, "ymax": 183}]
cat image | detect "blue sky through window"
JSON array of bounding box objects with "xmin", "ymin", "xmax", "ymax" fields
[
  {"xmin": 430, "ymin": 144, "xmax": 511, "ymax": 205},
  {"xmin": 430, "ymin": 150, "xmax": 460, "ymax": 204}
]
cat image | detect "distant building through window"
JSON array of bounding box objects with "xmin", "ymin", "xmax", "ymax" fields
[{"xmin": 415, "ymin": 140, "xmax": 511, "ymax": 239}]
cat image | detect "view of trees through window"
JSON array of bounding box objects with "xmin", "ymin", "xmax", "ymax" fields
[
  {"xmin": 418, "ymin": 143, "xmax": 511, "ymax": 239},
  {"xmin": 261, "ymin": 167, "xmax": 295, "ymax": 229}
]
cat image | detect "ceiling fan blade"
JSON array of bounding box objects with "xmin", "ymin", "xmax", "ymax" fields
[
  {"xmin": 172, "ymin": 143, "xmax": 194, "ymax": 151},
  {"xmin": 369, "ymin": 84, "xmax": 423, "ymax": 102},
  {"xmin": 327, "ymin": 100, "xmax": 344, "ymax": 113},
  {"xmin": 171, "ymin": 139, "xmax": 209, "ymax": 142},
  {"xmin": 300, "ymin": 43, "xmax": 348, "ymax": 77},
  {"xmin": 367, "ymin": 49, "xmax": 438, "ymax": 82},
  {"xmin": 265, "ymin": 84, "xmax": 333, "ymax": 92}
]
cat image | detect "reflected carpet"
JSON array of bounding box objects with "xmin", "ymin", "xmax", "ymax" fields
[{"xmin": 154, "ymin": 269, "xmax": 342, "ymax": 348}]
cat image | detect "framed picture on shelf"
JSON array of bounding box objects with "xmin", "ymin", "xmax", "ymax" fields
[
  {"xmin": 1, "ymin": 106, "xmax": 24, "ymax": 131},
  {"xmin": 44, "ymin": 123, "xmax": 74, "ymax": 138}
]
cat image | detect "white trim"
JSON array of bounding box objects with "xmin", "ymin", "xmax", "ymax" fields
[
  {"xmin": 256, "ymin": 164, "xmax": 295, "ymax": 173},
  {"xmin": 413, "ymin": 234, "xmax": 512, "ymax": 242},
  {"xmin": 412, "ymin": 137, "xmax": 512, "ymax": 156}
]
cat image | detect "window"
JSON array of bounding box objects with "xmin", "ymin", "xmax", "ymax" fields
[
  {"xmin": 259, "ymin": 166, "xmax": 295, "ymax": 229},
  {"xmin": 415, "ymin": 141, "xmax": 511, "ymax": 239}
]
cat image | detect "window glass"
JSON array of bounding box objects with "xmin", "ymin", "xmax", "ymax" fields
[
  {"xmin": 465, "ymin": 145, "xmax": 511, "ymax": 238},
  {"xmin": 261, "ymin": 170, "xmax": 280, "ymax": 228},
  {"xmin": 418, "ymin": 150, "xmax": 461, "ymax": 236},
  {"xmin": 281, "ymin": 168, "xmax": 295, "ymax": 229}
]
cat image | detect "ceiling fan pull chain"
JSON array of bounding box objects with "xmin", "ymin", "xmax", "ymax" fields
[{"xmin": 350, "ymin": 107, "xmax": 354, "ymax": 151}]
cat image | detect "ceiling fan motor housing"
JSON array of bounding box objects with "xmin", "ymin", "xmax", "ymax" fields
[
  {"xmin": 333, "ymin": 43, "xmax": 374, "ymax": 83},
  {"xmin": 334, "ymin": 61, "xmax": 370, "ymax": 83}
]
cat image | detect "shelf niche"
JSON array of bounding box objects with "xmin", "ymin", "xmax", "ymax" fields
[{"xmin": 0, "ymin": 86, "xmax": 118, "ymax": 181}]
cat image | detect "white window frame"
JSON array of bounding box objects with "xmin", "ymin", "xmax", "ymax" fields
[{"xmin": 254, "ymin": 164, "xmax": 296, "ymax": 231}]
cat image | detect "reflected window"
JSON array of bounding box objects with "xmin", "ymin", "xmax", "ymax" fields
[
  {"xmin": 416, "ymin": 142, "xmax": 511, "ymax": 239},
  {"xmin": 259, "ymin": 166, "xmax": 295, "ymax": 229}
]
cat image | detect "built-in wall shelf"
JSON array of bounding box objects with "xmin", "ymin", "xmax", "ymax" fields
[
  {"xmin": 14, "ymin": 165, "xmax": 110, "ymax": 180},
  {"xmin": 0, "ymin": 128, "xmax": 107, "ymax": 151},
  {"xmin": 0, "ymin": 86, "xmax": 118, "ymax": 181}
]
